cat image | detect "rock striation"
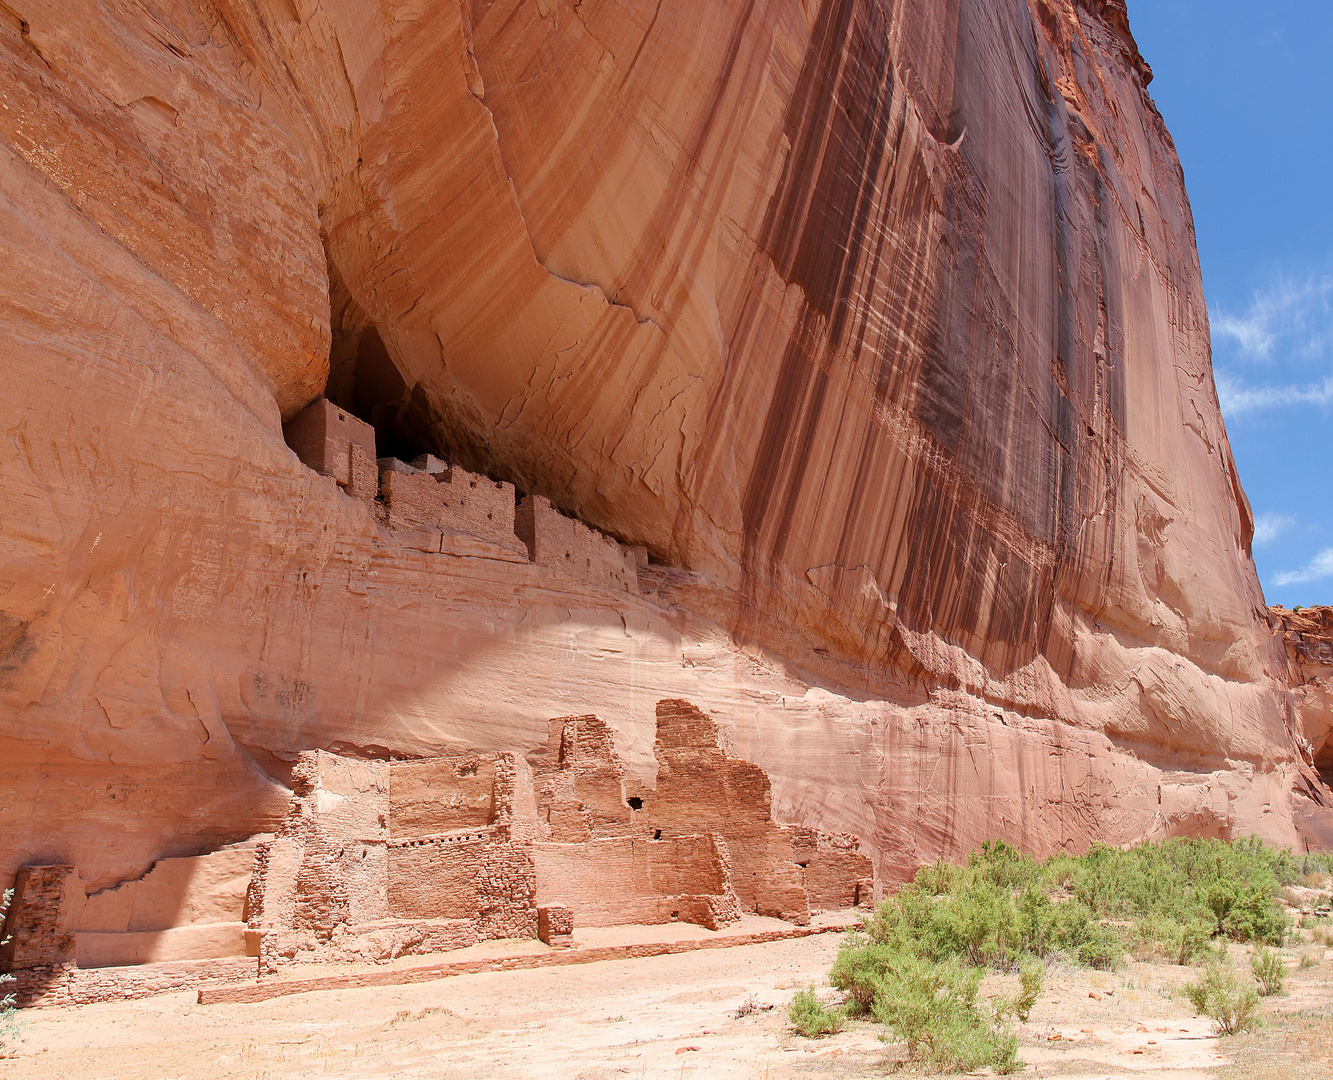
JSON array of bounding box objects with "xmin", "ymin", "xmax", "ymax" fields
[
  {"xmin": 1, "ymin": 0, "xmax": 1330, "ymax": 949},
  {"xmin": 1268, "ymin": 606, "xmax": 1333, "ymax": 838}
]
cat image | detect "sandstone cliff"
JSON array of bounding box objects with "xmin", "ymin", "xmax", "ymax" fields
[{"xmin": 1, "ymin": 0, "xmax": 1327, "ymax": 892}]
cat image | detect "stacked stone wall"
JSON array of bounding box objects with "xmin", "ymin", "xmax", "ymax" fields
[
  {"xmin": 281, "ymin": 398, "xmax": 377, "ymax": 494},
  {"xmin": 515, "ymin": 495, "xmax": 637, "ymax": 594},
  {"xmin": 645, "ymin": 699, "xmax": 810, "ymax": 922},
  {"xmin": 531, "ymin": 836, "xmax": 736, "ymax": 929},
  {"xmin": 378, "ymin": 458, "xmax": 523, "ymax": 556},
  {"xmin": 0, "ymin": 865, "xmax": 79, "ymax": 970}
]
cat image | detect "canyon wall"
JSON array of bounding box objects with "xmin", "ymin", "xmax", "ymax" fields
[{"xmin": 1, "ymin": 0, "xmax": 1329, "ymax": 896}]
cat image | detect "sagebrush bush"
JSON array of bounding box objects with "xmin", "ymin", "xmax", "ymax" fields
[
  {"xmin": 828, "ymin": 837, "xmax": 1295, "ymax": 1068},
  {"xmin": 867, "ymin": 952, "xmax": 1020, "ymax": 1074},
  {"xmin": 1251, "ymin": 947, "xmax": 1285, "ymax": 996},
  {"xmin": 1015, "ymin": 957, "xmax": 1043, "ymax": 1022},
  {"xmin": 788, "ymin": 988, "xmax": 844, "ymax": 1037},
  {"xmin": 1182, "ymin": 963, "xmax": 1260, "ymax": 1034}
]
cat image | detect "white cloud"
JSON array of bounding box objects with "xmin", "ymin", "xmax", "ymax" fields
[
  {"xmin": 1215, "ymin": 372, "xmax": 1333, "ymax": 416},
  {"xmin": 1274, "ymin": 548, "xmax": 1333, "ymax": 587},
  {"xmin": 1212, "ymin": 275, "xmax": 1333, "ymax": 362},
  {"xmin": 1252, "ymin": 512, "xmax": 1295, "ymax": 546}
]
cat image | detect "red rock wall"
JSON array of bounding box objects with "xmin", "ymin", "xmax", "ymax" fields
[{"xmin": 1, "ymin": 0, "xmax": 1328, "ymax": 897}]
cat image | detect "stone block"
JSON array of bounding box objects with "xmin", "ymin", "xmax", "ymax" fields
[{"xmin": 537, "ymin": 905, "xmax": 573, "ymax": 944}]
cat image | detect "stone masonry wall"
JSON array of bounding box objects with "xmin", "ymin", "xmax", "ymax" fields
[
  {"xmin": 645, "ymin": 699, "xmax": 809, "ymax": 922},
  {"xmin": 534, "ymin": 715, "xmax": 638, "ymax": 841},
  {"xmin": 281, "ymin": 398, "xmax": 376, "ymax": 489},
  {"xmin": 388, "ymin": 828, "xmax": 536, "ymax": 938},
  {"xmin": 378, "ymin": 458, "xmax": 524, "ymax": 557},
  {"xmin": 791, "ymin": 827, "xmax": 874, "ymax": 911},
  {"xmin": 530, "ymin": 835, "xmax": 737, "ymax": 929},
  {"xmin": 515, "ymin": 495, "xmax": 637, "ymax": 594},
  {"xmin": 0, "ymin": 865, "xmax": 80, "ymax": 970}
]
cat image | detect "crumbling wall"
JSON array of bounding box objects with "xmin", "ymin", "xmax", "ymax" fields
[
  {"xmin": 515, "ymin": 495, "xmax": 637, "ymax": 594},
  {"xmin": 534, "ymin": 715, "xmax": 637, "ymax": 841},
  {"xmin": 0, "ymin": 865, "xmax": 79, "ymax": 970},
  {"xmin": 531, "ymin": 836, "xmax": 738, "ymax": 929},
  {"xmin": 5, "ymin": 699, "xmax": 871, "ymax": 991},
  {"xmin": 243, "ymin": 750, "xmax": 391, "ymax": 967},
  {"xmin": 248, "ymin": 748, "xmax": 536, "ymax": 966},
  {"xmin": 790, "ymin": 828, "xmax": 874, "ymax": 911},
  {"xmin": 378, "ymin": 457, "xmax": 526, "ymax": 558},
  {"xmin": 645, "ymin": 700, "xmax": 810, "ymax": 923}
]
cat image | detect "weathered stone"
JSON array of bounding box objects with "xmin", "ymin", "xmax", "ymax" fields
[{"xmin": 0, "ymin": 0, "xmax": 1328, "ymax": 913}]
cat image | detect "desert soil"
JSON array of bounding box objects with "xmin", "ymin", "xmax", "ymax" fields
[{"xmin": 2, "ymin": 930, "xmax": 1331, "ymax": 1079}]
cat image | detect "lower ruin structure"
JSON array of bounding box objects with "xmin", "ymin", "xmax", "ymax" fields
[{"xmin": 3, "ymin": 700, "xmax": 872, "ymax": 1005}]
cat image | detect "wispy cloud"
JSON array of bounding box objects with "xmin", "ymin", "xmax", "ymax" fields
[
  {"xmin": 1212, "ymin": 275, "xmax": 1333, "ymax": 362},
  {"xmin": 1253, "ymin": 512, "xmax": 1295, "ymax": 546},
  {"xmin": 1215, "ymin": 372, "xmax": 1333, "ymax": 415},
  {"xmin": 1274, "ymin": 548, "xmax": 1333, "ymax": 587}
]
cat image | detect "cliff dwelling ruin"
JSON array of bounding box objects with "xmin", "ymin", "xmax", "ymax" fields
[
  {"xmin": 4, "ymin": 700, "xmax": 871, "ymax": 1006},
  {"xmin": 3, "ymin": 0, "xmax": 1333, "ymax": 1035}
]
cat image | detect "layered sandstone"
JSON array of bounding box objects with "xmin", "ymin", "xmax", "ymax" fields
[
  {"xmin": 1269, "ymin": 606, "xmax": 1333, "ymax": 831},
  {"xmin": 1, "ymin": 0, "xmax": 1329, "ymax": 922}
]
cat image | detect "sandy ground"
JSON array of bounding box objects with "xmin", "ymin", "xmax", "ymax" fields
[{"xmin": 2, "ymin": 933, "xmax": 1331, "ymax": 1079}]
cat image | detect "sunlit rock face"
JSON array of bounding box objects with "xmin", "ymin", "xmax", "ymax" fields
[
  {"xmin": 1269, "ymin": 606, "xmax": 1333, "ymax": 838},
  {"xmin": 1, "ymin": 0, "xmax": 1325, "ymax": 892}
]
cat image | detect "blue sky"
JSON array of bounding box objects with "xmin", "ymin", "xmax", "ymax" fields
[{"xmin": 1131, "ymin": 2, "xmax": 1333, "ymax": 606}]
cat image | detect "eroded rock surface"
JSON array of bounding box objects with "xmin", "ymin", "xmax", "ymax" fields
[
  {"xmin": 1269, "ymin": 606, "xmax": 1333, "ymax": 828},
  {"xmin": 1, "ymin": 0, "xmax": 1328, "ymax": 901}
]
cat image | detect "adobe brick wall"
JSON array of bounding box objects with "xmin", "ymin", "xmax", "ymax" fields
[
  {"xmin": 249, "ymin": 748, "xmax": 537, "ymax": 967},
  {"xmin": 534, "ymin": 715, "xmax": 638, "ymax": 841},
  {"xmin": 14, "ymin": 956, "xmax": 257, "ymax": 1007},
  {"xmin": 791, "ymin": 827, "xmax": 875, "ymax": 911},
  {"xmin": 379, "ymin": 458, "xmax": 522, "ymax": 555},
  {"xmin": 347, "ymin": 443, "xmax": 378, "ymax": 502},
  {"xmin": 282, "ymin": 398, "xmax": 376, "ymax": 489},
  {"xmin": 644, "ymin": 699, "xmax": 810, "ymax": 922},
  {"xmin": 537, "ymin": 904, "xmax": 573, "ymax": 944},
  {"xmin": 515, "ymin": 495, "xmax": 637, "ymax": 594},
  {"xmin": 1, "ymin": 865, "xmax": 81, "ymax": 970},
  {"xmin": 530, "ymin": 835, "xmax": 738, "ymax": 928}
]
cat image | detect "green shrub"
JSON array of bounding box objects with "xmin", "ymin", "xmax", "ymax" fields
[
  {"xmin": 1015, "ymin": 957, "xmax": 1043, "ymax": 1021},
  {"xmin": 829, "ymin": 837, "xmax": 1296, "ymax": 1067},
  {"xmin": 1300, "ymin": 951, "xmax": 1320, "ymax": 969},
  {"xmin": 829, "ymin": 935, "xmax": 897, "ymax": 1015},
  {"xmin": 1182, "ymin": 963, "xmax": 1260, "ymax": 1035},
  {"xmin": 0, "ymin": 889, "xmax": 17, "ymax": 1057},
  {"xmin": 788, "ymin": 988, "xmax": 844, "ymax": 1037},
  {"xmin": 869, "ymin": 953, "xmax": 1020, "ymax": 1074},
  {"xmin": 1251, "ymin": 948, "xmax": 1285, "ymax": 996}
]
